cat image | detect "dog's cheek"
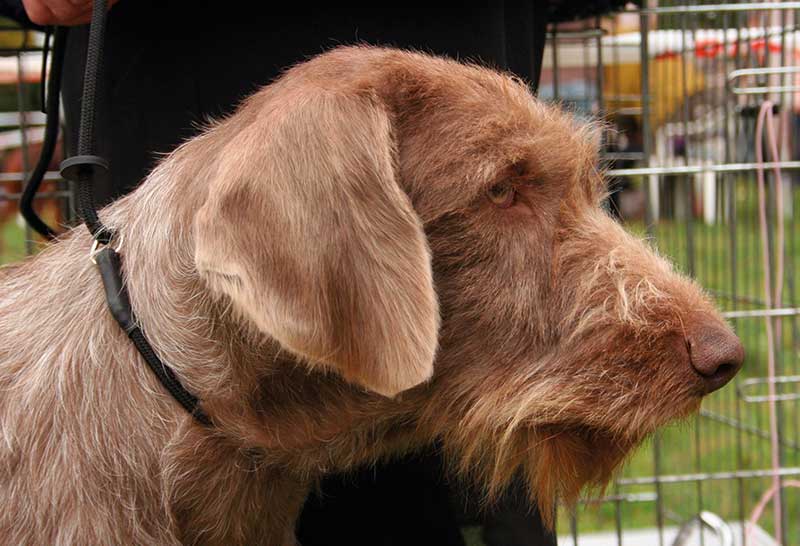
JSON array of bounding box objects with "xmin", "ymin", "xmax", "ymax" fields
[{"xmin": 427, "ymin": 238, "xmax": 558, "ymax": 412}]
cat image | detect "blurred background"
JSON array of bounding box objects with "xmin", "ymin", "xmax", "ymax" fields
[
  {"xmin": 1, "ymin": 2, "xmax": 799, "ymax": 545},
  {"xmin": 538, "ymin": 2, "xmax": 800, "ymax": 545}
]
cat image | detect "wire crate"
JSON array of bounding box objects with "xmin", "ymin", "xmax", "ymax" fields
[{"xmin": 541, "ymin": 2, "xmax": 800, "ymax": 545}]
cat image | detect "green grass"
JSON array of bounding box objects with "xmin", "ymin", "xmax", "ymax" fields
[
  {"xmin": 0, "ymin": 204, "xmax": 60, "ymax": 265},
  {"xmin": 1, "ymin": 217, "xmax": 36, "ymax": 264}
]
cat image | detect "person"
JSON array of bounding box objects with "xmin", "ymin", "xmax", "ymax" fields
[{"xmin": 3, "ymin": 1, "xmax": 634, "ymax": 544}]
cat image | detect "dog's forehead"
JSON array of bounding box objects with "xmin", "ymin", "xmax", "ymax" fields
[
  {"xmin": 387, "ymin": 60, "xmax": 603, "ymax": 214},
  {"xmin": 446, "ymin": 71, "xmax": 600, "ymax": 183}
]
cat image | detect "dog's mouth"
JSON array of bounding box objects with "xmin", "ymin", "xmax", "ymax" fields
[
  {"xmin": 455, "ymin": 325, "xmax": 730, "ymax": 527},
  {"xmin": 442, "ymin": 388, "xmax": 702, "ymax": 530}
]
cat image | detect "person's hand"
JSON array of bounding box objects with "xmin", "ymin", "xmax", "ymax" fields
[{"xmin": 22, "ymin": 0, "xmax": 119, "ymax": 26}]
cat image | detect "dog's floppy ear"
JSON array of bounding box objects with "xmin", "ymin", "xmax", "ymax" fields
[{"xmin": 194, "ymin": 90, "xmax": 439, "ymax": 397}]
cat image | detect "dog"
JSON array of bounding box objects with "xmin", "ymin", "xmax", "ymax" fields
[{"xmin": 0, "ymin": 46, "xmax": 743, "ymax": 545}]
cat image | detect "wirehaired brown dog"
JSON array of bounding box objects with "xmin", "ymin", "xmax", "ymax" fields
[{"xmin": 0, "ymin": 46, "xmax": 743, "ymax": 545}]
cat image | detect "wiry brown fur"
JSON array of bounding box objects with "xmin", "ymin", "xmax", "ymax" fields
[{"xmin": 0, "ymin": 46, "xmax": 739, "ymax": 544}]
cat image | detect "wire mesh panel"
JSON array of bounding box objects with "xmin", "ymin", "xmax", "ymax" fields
[
  {"xmin": 543, "ymin": 2, "xmax": 800, "ymax": 545},
  {"xmin": 0, "ymin": 22, "xmax": 70, "ymax": 265}
]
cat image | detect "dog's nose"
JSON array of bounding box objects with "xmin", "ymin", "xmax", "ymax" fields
[{"xmin": 687, "ymin": 321, "xmax": 744, "ymax": 393}]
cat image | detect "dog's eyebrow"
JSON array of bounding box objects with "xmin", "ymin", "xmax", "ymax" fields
[
  {"xmin": 509, "ymin": 161, "xmax": 554, "ymax": 188},
  {"xmin": 494, "ymin": 159, "xmax": 537, "ymax": 185}
]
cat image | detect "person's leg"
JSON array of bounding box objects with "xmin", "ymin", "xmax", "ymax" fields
[
  {"xmin": 481, "ymin": 477, "xmax": 557, "ymax": 546},
  {"xmin": 298, "ymin": 449, "xmax": 466, "ymax": 546}
]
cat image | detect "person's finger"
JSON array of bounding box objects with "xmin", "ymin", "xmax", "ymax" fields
[
  {"xmin": 23, "ymin": 0, "xmax": 118, "ymax": 26},
  {"xmin": 57, "ymin": 12, "xmax": 94, "ymax": 26},
  {"xmin": 44, "ymin": 1, "xmax": 90, "ymax": 24},
  {"xmin": 63, "ymin": 0, "xmax": 120, "ymax": 12},
  {"xmin": 21, "ymin": 0, "xmax": 58, "ymax": 25}
]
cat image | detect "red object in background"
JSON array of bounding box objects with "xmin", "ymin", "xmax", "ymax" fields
[
  {"xmin": 750, "ymin": 38, "xmax": 783, "ymax": 55},
  {"xmin": 655, "ymin": 50, "xmax": 680, "ymax": 61},
  {"xmin": 695, "ymin": 39, "xmax": 723, "ymax": 58},
  {"xmin": 692, "ymin": 37, "xmax": 786, "ymax": 60}
]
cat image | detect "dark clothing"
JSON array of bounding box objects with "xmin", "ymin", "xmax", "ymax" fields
[
  {"xmin": 297, "ymin": 449, "xmax": 468, "ymax": 546},
  {"xmin": 298, "ymin": 448, "xmax": 557, "ymax": 546},
  {"xmin": 57, "ymin": 1, "xmax": 631, "ymax": 205},
  {"xmin": 61, "ymin": 2, "xmax": 550, "ymax": 206}
]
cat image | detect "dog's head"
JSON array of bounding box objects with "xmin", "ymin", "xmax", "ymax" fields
[{"xmin": 193, "ymin": 46, "xmax": 742, "ymax": 514}]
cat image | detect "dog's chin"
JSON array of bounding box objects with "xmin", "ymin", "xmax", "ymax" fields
[
  {"xmin": 465, "ymin": 423, "xmax": 633, "ymax": 530},
  {"xmin": 512, "ymin": 400, "xmax": 702, "ymax": 529},
  {"xmin": 445, "ymin": 382, "xmax": 704, "ymax": 530},
  {"xmin": 450, "ymin": 423, "xmax": 635, "ymax": 529}
]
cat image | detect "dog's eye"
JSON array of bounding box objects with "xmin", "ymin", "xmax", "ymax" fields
[{"xmin": 487, "ymin": 183, "xmax": 516, "ymax": 208}]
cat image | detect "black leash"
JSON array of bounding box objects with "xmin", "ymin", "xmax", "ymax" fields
[
  {"xmin": 20, "ymin": 26, "xmax": 66, "ymax": 240},
  {"xmin": 28, "ymin": 0, "xmax": 211, "ymax": 426}
]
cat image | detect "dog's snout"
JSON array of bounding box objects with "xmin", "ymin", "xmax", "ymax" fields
[{"xmin": 686, "ymin": 320, "xmax": 744, "ymax": 394}]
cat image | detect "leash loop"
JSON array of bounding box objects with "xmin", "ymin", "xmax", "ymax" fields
[{"xmin": 20, "ymin": 26, "xmax": 68, "ymax": 240}]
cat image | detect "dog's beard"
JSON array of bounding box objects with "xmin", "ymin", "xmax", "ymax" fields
[
  {"xmin": 442, "ymin": 424, "xmax": 630, "ymax": 528},
  {"xmin": 440, "ymin": 392, "xmax": 701, "ymax": 529}
]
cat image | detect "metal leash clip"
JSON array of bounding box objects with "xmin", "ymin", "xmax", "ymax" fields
[{"xmin": 89, "ymin": 233, "xmax": 124, "ymax": 265}]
